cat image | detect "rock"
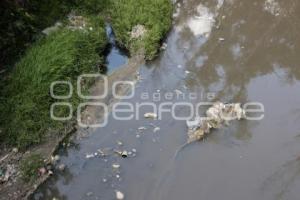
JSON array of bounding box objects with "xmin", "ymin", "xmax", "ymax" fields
[
  {"xmin": 144, "ymin": 113, "xmax": 157, "ymax": 119},
  {"xmin": 132, "ymin": 148, "xmax": 137, "ymax": 153},
  {"xmin": 117, "ymin": 141, "xmax": 123, "ymax": 146},
  {"xmin": 115, "ymin": 190, "xmax": 124, "ymax": 200}
]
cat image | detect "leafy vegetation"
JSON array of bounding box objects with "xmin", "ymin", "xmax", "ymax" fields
[
  {"xmin": 109, "ymin": 0, "xmax": 173, "ymax": 60},
  {"xmin": 0, "ymin": 16, "xmax": 107, "ymax": 148},
  {"xmin": 0, "ymin": 0, "xmax": 173, "ymax": 149},
  {"xmin": 20, "ymin": 154, "xmax": 44, "ymax": 182}
]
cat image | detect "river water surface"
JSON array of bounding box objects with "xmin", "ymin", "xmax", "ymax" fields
[{"xmin": 34, "ymin": 0, "xmax": 300, "ymax": 199}]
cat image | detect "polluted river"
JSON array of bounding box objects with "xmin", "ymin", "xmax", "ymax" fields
[{"xmin": 33, "ymin": 0, "xmax": 300, "ymax": 199}]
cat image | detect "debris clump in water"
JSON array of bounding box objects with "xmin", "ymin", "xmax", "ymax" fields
[{"xmin": 186, "ymin": 102, "xmax": 245, "ymax": 143}]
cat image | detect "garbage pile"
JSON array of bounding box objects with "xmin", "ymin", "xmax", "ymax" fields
[{"xmin": 186, "ymin": 102, "xmax": 245, "ymax": 143}]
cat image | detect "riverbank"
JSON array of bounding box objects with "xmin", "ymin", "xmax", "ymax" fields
[{"xmin": 0, "ymin": 0, "xmax": 173, "ymax": 199}]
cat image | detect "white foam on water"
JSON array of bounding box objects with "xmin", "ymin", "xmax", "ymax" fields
[
  {"xmin": 264, "ymin": 0, "xmax": 281, "ymax": 16},
  {"xmin": 187, "ymin": 4, "xmax": 215, "ymax": 36}
]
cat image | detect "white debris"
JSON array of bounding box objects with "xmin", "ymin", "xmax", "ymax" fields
[
  {"xmin": 138, "ymin": 126, "xmax": 147, "ymax": 131},
  {"xmin": 51, "ymin": 155, "xmax": 60, "ymax": 164},
  {"xmin": 112, "ymin": 164, "xmax": 120, "ymax": 169},
  {"xmin": 161, "ymin": 42, "xmax": 168, "ymax": 50},
  {"xmin": 115, "ymin": 190, "xmax": 125, "ymax": 200},
  {"xmin": 130, "ymin": 24, "xmax": 146, "ymax": 39},
  {"xmin": 121, "ymin": 150, "xmax": 128, "ymax": 158},
  {"xmin": 264, "ymin": 0, "xmax": 281, "ymax": 16},
  {"xmin": 42, "ymin": 22, "xmax": 62, "ymax": 35},
  {"xmin": 218, "ymin": 37, "xmax": 225, "ymax": 41},
  {"xmin": 86, "ymin": 154, "xmax": 95, "ymax": 159},
  {"xmin": 187, "ymin": 4, "xmax": 215, "ymax": 36},
  {"xmin": 187, "ymin": 102, "xmax": 245, "ymax": 143},
  {"xmin": 186, "ymin": 117, "xmax": 202, "ymax": 130},
  {"xmin": 144, "ymin": 113, "xmax": 157, "ymax": 119},
  {"xmin": 153, "ymin": 127, "xmax": 160, "ymax": 133},
  {"xmin": 12, "ymin": 148, "xmax": 18, "ymax": 153}
]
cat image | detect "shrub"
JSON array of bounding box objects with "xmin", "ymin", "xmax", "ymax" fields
[
  {"xmin": 0, "ymin": 17, "xmax": 107, "ymax": 148},
  {"xmin": 109, "ymin": 0, "xmax": 173, "ymax": 60}
]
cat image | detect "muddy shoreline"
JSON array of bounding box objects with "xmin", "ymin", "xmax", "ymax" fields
[{"xmin": 0, "ymin": 51, "xmax": 144, "ymax": 200}]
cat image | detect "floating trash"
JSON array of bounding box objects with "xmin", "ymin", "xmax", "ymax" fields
[
  {"xmin": 187, "ymin": 102, "xmax": 245, "ymax": 143},
  {"xmin": 144, "ymin": 113, "xmax": 157, "ymax": 119},
  {"xmin": 115, "ymin": 190, "xmax": 125, "ymax": 200}
]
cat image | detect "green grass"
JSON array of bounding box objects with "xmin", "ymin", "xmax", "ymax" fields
[
  {"xmin": 109, "ymin": 0, "xmax": 173, "ymax": 60},
  {"xmin": 20, "ymin": 154, "xmax": 44, "ymax": 182},
  {"xmin": 0, "ymin": 16, "xmax": 107, "ymax": 148},
  {"xmin": 0, "ymin": 0, "xmax": 173, "ymax": 149}
]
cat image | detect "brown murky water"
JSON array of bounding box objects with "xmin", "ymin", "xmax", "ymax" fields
[{"xmin": 33, "ymin": 0, "xmax": 300, "ymax": 199}]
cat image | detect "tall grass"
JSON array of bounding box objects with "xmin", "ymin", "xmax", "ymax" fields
[
  {"xmin": 109, "ymin": 0, "xmax": 173, "ymax": 60},
  {"xmin": 0, "ymin": 17, "xmax": 107, "ymax": 148}
]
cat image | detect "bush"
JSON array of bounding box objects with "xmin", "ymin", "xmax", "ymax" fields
[
  {"xmin": 0, "ymin": 17, "xmax": 107, "ymax": 148},
  {"xmin": 109, "ymin": 0, "xmax": 173, "ymax": 60}
]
